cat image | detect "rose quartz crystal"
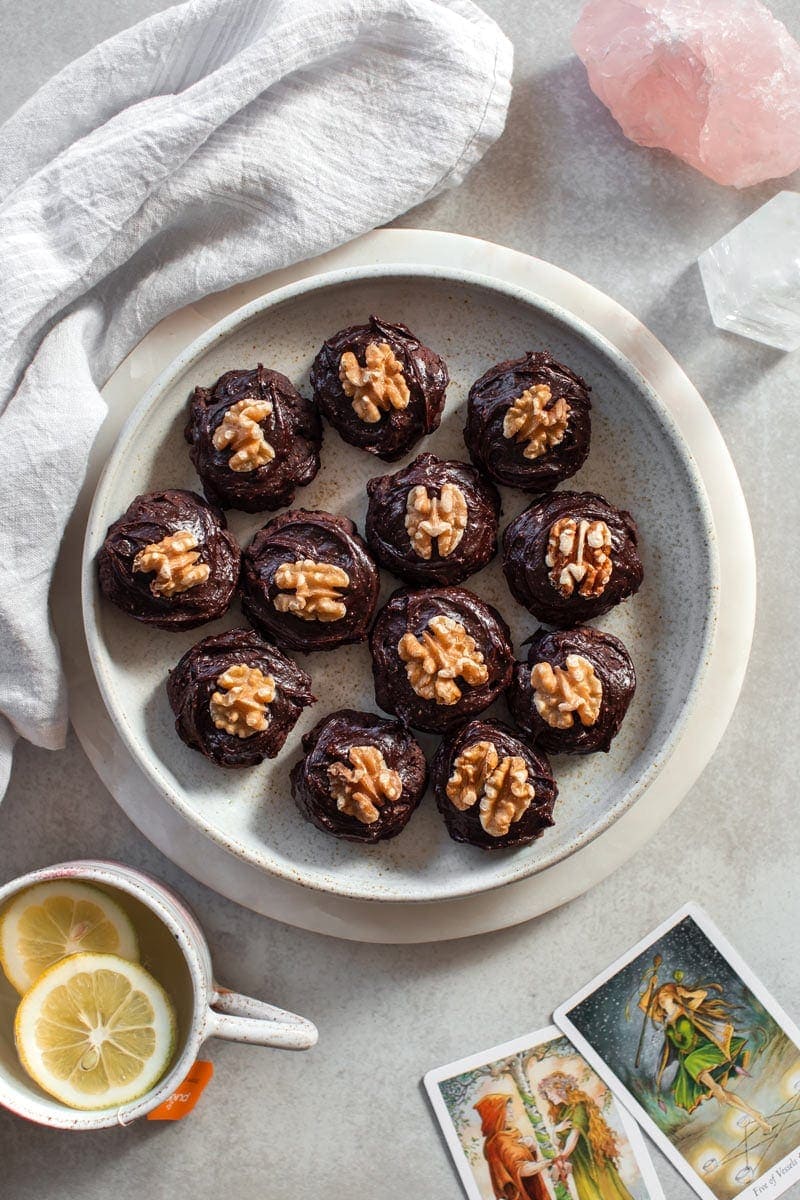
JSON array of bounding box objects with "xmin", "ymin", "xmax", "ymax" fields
[{"xmin": 573, "ymin": 0, "xmax": 800, "ymax": 188}]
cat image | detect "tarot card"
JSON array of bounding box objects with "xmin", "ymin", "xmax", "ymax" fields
[
  {"xmin": 424, "ymin": 1023, "xmax": 664, "ymax": 1200},
  {"xmin": 554, "ymin": 903, "xmax": 800, "ymax": 1200}
]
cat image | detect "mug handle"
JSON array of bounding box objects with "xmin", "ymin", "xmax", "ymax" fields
[{"xmin": 207, "ymin": 985, "xmax": 318, "ymax": 1050}]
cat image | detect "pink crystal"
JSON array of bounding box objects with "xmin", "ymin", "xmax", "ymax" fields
[{"xmin": 573, "ymin": 0, "xmax": 800, "ymax": 188}]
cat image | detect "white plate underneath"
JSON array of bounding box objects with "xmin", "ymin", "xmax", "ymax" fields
[{"xmin": 58, "ymin": 230, "xmax": 755, "ymax": 941}]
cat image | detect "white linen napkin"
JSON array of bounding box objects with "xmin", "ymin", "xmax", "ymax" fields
[{"xmin": 0, "ymin": 0, "xmax": 512, "ymax": 795}]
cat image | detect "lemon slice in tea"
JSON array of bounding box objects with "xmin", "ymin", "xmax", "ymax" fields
[
  {"xmin": 15, "ymin": 952, "xmax": 176, "ymax": 1109},
  {"xmin": 0, "ymin": 880, "xmax": 139, "ymax": 994}
]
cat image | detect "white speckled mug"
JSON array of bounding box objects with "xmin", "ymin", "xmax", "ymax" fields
[{"xmin": 0, "ymin": 860, "xmax": 318, "ymax": 1130}]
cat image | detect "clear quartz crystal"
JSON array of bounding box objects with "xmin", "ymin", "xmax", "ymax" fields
[{"xmin": 698, "ymin": 193, "xmax": 800, "ymax": 352}]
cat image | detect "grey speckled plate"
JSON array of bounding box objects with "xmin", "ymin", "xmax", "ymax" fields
[{"xmin": 82, "ymin": 266, "xmax": 718, "ymax": 903}]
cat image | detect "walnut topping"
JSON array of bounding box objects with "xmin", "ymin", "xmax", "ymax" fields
[
  {"xmin": 398, "ymin": 614, "xmax": 488, "ymax": 706},
  {"xmin": 212, "ymin": 398, "xmax": 275, "ymax": 472},
  {"xmin": 531, "ymin": 655, "xmax": 603, "ymax": 729},
  {"xmin": 132, "ymin": 530, "xmax": 210, "ymax": 597},
  {"xmin": 209, "ymin": 664, "xmax": 276, "ymax": 738},
  {"xmin": 446, "ymin": 740, "xmax": 499, "ymax": 810},
  {"xmin": 480, "ymin": 755, "xmax": 536, "ymax": 837},
  {"xmin": 446, "ymin": 741, "xmax": 534, "ymax": 837},
  {"xmin": 327, "ymin": 745, "xmax": 403, "ymax": 824},
  {"xmin": 545, "ymin": 517, "xmax": 612, "ymax": 598},
  {"xmin": 338, "ymin": 342, "xmax": 411, "ymax": 423},
  {"xmin": 405, "ymin": 483, "xmax": 468, "ymax": 560},
  {"xmin": 503, "ymin": 384, "xmax": 569, "ymax": 459},
  {"xmin": 273, "ymin": 559, "xmax": 350, "ymax": 622}
]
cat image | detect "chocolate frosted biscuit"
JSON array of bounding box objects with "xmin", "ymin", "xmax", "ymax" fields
[
  {"xmin": 309, "ymin": 315, "xmax": 448, "ymax": 461},
  {"xmin": 502, "ymin": 490, "xmax": 643, "ymax": 626},
  {"xmin": 97, "ymin": 488, "xmax": 239, "ymax": 631},
  {"xmin": 365, "ymin": 453, "xmax": 500, "ymax": 587},
  {"xmin": 186, "ymin": 365, "xmax": 321, "ymax": 512},
  {"xmin": 465, "ymin": 351, "xmax": 592, "ymax": 492},
  {"xmin": 369, "ymin": 586, "xmax": 513, "ymax": 734},
  {"xmin": 432, "ymin": 718, "xmax": 557, "ymax": 850},
  {"xmin": 167, "ymin": 627, "xmax": 314, "ymax": 768},
  {"xmin": 508, "ymin": 625, "xmax": 636, "ymax": 755},
  {"xmin": 291, "ymin": 709, "xmax": 427, "ymax": 843},
  {"xmin": 240, "ymin": 510, "xmax": 380, "ymax": 653}
]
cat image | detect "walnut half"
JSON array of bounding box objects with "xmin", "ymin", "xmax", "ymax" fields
[
  {"xmin": 398, "ymin": 615, "xmax": 488, "ymax": 706},
  {"xmin": 446, "ymin": 740, "xmax": 535, "ymax": 837},
  {"xmin": 405, "ymin": 483, "xmax": 468, "ymax": 560},
  {"xmin": 446, "ymin": 740, "xmax": 498, "ymax": 810},
  {"xmin": 210, "ymin": 664, "xmax": 276, "ymax": 738},
  {"xmin": 273, "ymin": 559, "xmax": 350, "ymax": 622},
  {"xmin": 327, "ymin": 745, "xmax": 403, "ymax": 824},
  {"xmin": 503, "ymin": 384, "xmax": 569, "ymax": 459},
  {"xmin": 133, "ymin": 530, "xmax": 210, "ymax": 597},
  {"xmin": 339, "ymin": 342, "xmax": 410, "ymax": 423},
  {"xmin": 531, "ymin": 655, "xmax": 602, "ymax": 729},
  {"xmin": 545, "ymin": 517, "xmax": 612, "ymax": 598},
  {"xmin": 212, "ymin": 398, "xmax": 275, "ymax": 472}
]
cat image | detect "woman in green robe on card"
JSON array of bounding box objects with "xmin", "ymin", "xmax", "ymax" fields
[
  {"xmin": 640, "ymin": 980, "xmax": 771, "ymax": 1134},
  {"xmin": 540, "ymin": 1072, "xmax": 635, "ymax": 1200}
]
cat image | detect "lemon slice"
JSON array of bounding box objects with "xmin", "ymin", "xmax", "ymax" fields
[
  {"xmin": 0, "ymin": 881, "xmax": 138, "ymax": 994},
  {"xmin": 15, "ymin": 952, "xmax": 176, "ymax": 1110}
]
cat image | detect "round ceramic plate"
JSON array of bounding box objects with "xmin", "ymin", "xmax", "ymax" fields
[{"xmin": 82, "ymin": 262, "xmax": 717, "ymax": 904}]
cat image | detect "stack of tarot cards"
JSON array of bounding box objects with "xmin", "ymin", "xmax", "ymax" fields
[{"xmin": 425, "ymin": 905, "xmax": 800, "ymax": 1200}]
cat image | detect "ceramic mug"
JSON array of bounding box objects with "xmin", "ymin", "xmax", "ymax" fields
[{"xmin": 0, "ymin": 860, "xmax": 318, "ymax": 1130}]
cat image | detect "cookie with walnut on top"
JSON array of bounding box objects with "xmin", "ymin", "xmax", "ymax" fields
[
  {"xmin": 503, "ymin": 490, "xmax": 643, "ymax": 627},
  {"xmin": 432, "ymin": 718, "xmax": 557, "ymax": 850},
  {"xmin": 465, "ymin": 351, "xmax": 592, "ymax": 492},
  {"xmin": 365, "ymin": 453, "xmax": 500, "ymax": 586},
  {"xmin": 508, "ymin": 626, "xmax": 636, "ymax": 755},
  {"xmin": 167, "ymin": 627, "xmax": 315, "ymax": 768},
  {"xmin": 240, "ymin": 510, "xmax": 380, "ymax": 653},
  {"xmin": 185, "ymin": 364, "xmax": 321, "ymax": 512},
  {"xmin": 97, "ymin": 488, "xmax": 239, "ymax": 631},
  {"xmin": 291, "ymin": 709, "xmax": 428, "ymax": 843},
  {"xmin": 309, "ymin": 315, "xmax": 449, "ymax": 461},
  {"xmin": 369, "ymin": 586, "xmax": 514, "ymax": 735}
]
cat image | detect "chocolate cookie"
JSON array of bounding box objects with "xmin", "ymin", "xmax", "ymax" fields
[
  {"xmin": 365, "ymin": 453, "xmax": 500, "ymax": 587},
  {"xmin": 464, "ymin": 352, "xmax": 592, "ymax": 492},
  {"xmin": 167, "ymin": 627, "xmax": 314, "ymax": 768},
  {"xmin": 185, "ymin": 365, "xmax": 321, "ymax": 512},
  {"xmin": 503, "ymin": 491, "xmax": 643, "ymax": 626},
  {"xmin": 369, "ymin": 586, "xmax": 513, "ymax": 734},
  {"xmin": 290, "ymin": 709, "xmax": 428, "ymax": 843},
  {"xmin": 508, "ymin": 626, "xmax": 636, "ymax": 755},
  {"xmin": 97, "ymin": 489, "xmax": 239, "ymax": 631},
  {"xmin": 240, "ymin": 510, "xmax": 380, "ymax": 653},
  {"xmin": 309, "ymin": 315, "xmax": 448, "ymax": 461},
  {"xmin": 432, "ymin": 718, "xmax": 556, "ymax": 850}
]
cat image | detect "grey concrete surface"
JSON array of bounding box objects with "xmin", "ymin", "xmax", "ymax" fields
[{"xmin": 1, "ymin": 1, "xmax": 799, "ymax": 1198}]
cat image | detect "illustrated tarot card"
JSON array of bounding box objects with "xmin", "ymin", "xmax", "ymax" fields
[
  {"xmin": 554, "ymin": 903, "xmax": 800, "ymax": 1200},
  {"xmin": 424, "ymin": 1023, "xmax": 664, "ymax": 1200}
]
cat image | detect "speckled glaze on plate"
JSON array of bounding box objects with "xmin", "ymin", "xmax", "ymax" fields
[{"xmin": 82, "ymin": 265, "xmax": 718, "ymax": 903}]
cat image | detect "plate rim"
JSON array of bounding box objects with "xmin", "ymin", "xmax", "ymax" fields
[{"xmin": 81, "ymin": 257, "xmax": 719, "ymax": 903}]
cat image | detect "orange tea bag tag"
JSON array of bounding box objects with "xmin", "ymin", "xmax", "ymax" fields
[{"xmin": 147, "ymin": 1060, "xmax": 213, "ymax": 1121}]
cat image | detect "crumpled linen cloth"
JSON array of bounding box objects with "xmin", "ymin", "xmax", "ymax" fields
[{"xmin": 0, "ymin": 0, "xmax": 512, "ymax": 796}]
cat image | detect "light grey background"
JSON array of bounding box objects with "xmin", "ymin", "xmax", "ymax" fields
[{"xmin": 1, "ymin": 2, "xmax": 799, "ymax": 1198}]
